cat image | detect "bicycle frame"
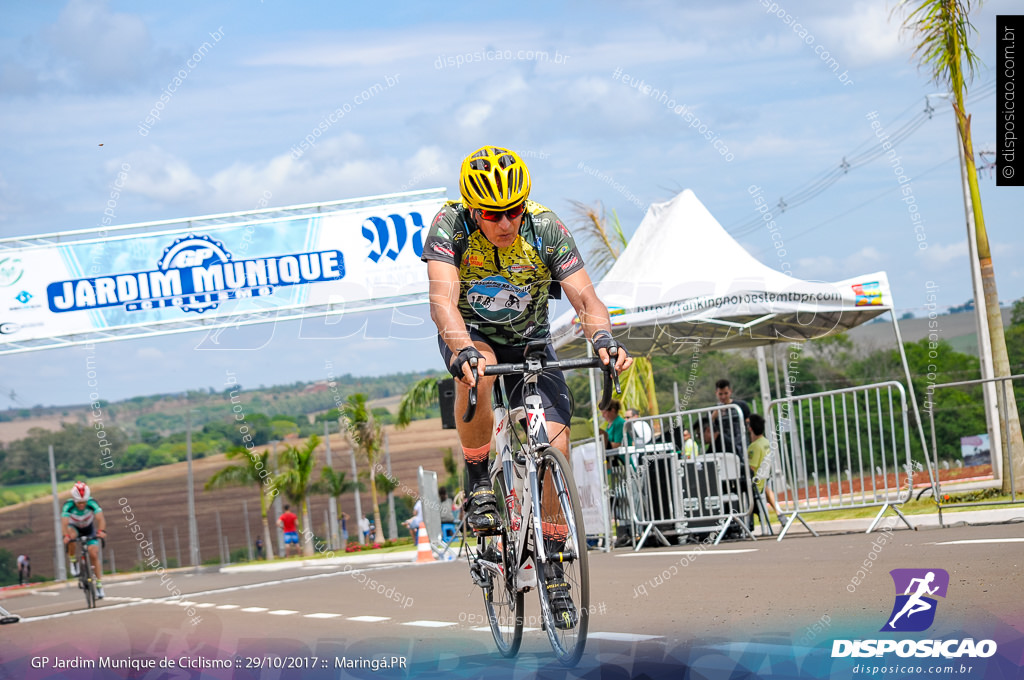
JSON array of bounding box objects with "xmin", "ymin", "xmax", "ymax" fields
[{"xmin": 490, "ymin": 360, "xmax": 580, "ymax": 591}]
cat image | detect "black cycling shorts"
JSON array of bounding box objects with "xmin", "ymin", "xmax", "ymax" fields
[{"xmin": 437, "ymin": 332, "xmax": 573, "ymax": 425}]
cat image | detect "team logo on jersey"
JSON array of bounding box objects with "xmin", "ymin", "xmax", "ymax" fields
[
  {"xmin": 466, "ymin": 276, "xmax": 532, "ymax": 323},
  {"xmin": 507, "ymin": 264, "xmax": 536, "ymax": 274},
  {"xmin": 466, "ymin": 253, "xmax": 486, "ymax": 267}
]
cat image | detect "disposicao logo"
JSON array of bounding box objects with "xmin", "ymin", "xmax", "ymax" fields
[
  {"xmin": 882, "ymin": 568, "xmax": 948, "ymax": 632},
  {"xmin": 831, "ymin": 568, "xmax": 997, "ymax": 659}
]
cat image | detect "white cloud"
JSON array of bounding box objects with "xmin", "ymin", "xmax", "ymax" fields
[
  {"xmin": 796, "ymin": 246, "xmax": 885, "ymax": 280},
  {"xmin": 118, "ymin": 140, "xmax": 451, "ymax": 214},
  {"xmin": 42, "ymin": 0, "xmax": 166, "ymax": 92},
  {"xmin": 456, "ymin": 102, "xmax": 493, "ymax": 128},
  {"xmin": 817, "ymin": 2, "xmax": 904, "ymax": 66},
  {"xmin": 920, "ymin": 240, "xmax": 967, "ymax": 265},
  {"xmin": 118, "ymin": 148, "xmax": 207, "ymax": 203}
]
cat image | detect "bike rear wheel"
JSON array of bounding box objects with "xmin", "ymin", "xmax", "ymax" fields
[
  {"xmin": 534, "ymin": 446, "xmax": 590, "ymax": 667},
  {"xmin": 477, "ymin": 471, "xmax": 523, "ymax": 658}
]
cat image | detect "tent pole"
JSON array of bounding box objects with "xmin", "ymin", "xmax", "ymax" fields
[
  {"xmin": 889, "ymin": 308, "xmax": 932, "ymax": 474},
  {"xmin": 756, "ymin": 346, "xmax": 772, "ymax": 417}
]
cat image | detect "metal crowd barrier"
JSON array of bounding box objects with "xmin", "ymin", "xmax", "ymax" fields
[
  {"xmin": 767, "ymin": 381, "xmax": 916, "ymax": 540},
  {"xmin": 604, "ymin": 403, "xmax": 760, "ymax": 549},
  {"xmin": 924, "ymin": 374, "xmax": 1024, "ymax": 526}
]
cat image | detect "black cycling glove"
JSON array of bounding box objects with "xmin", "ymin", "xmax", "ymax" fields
[
  {"xmin": 450, "ymin": 346, "xmax": 483, "ymax": 380},
  {"xmin": 591, "ymin": 330, "xmax": 624, "ymax": 360}
]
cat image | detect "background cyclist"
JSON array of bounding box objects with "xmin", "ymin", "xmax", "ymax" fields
[
  {"xmin": 422, "ymin": 145, "xmax": 632, "ymax": 629},
  {"xmin": 61, "ymin": 481, "xmax": 107, "ymax": 599}
]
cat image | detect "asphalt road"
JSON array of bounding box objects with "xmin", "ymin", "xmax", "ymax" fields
[{"xmin": 2, "ymin": 521, "xmax": 1022, "ymax": 679}]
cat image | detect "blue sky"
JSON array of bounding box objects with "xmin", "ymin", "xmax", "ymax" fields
[{"xmin": 0, "ymin": 0, "xmax": 1020, "ymax": 409}]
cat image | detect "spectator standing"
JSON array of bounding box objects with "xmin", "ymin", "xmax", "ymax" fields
[
  {"xmin": 747, "ymin": 414, "xmax": 786, "ymax": 523},
  {"xmin": 17, "ymin": 554, "xmax": 30, "ymax": 585},
  {"xmin": 403, "ymin": 499, "xmax": 424, "ymax": 539},
  {"xmin": 710, "ymin": 379, "xmax": 750, "ymax": 454},
  {"xmin": 254, "ymin": 537, "xmax": 264, "ymax": 560},
  {"xmin": 277, "ymin": 504, "xmax": 300, "ymax": 557},
  {"xmin": 601, "ymin": 400, "xmax": 626, "ymax": 450},
  {"xmin": 624, "ymin": 408, "xmax": 654, "ymax": 446},
  {"xmin": 681, "ymin": 429, "xmax": 698, "ymax": 459}
]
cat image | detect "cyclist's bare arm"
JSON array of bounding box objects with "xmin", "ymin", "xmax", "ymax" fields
[
  {"xmin": 427, "ymin": 260, "xmax": 488, "ymax": 387},
  {"xmin": 560, "ymin": 268, "xmax": 632, "ymax": 374},
  {"xmin": 95, "ymin": 511, "xmax": 106, "ymax": 537}
]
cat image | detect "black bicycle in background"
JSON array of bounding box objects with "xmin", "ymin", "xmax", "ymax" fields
[{"xmin": 70, "ymin": 535, "xmax": 103, "ymax": 609}]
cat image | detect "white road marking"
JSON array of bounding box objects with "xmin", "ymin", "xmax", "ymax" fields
[
  {"xmin": 348, "ymin": 615, "xmax": 390, "ymax": 622},
  {"xmin": 195, "ymin": 603, "xmax": 217, "ymax": 608},
  {"xmin": 305, "ymin": 613, "xmax": 341, "ymax": 619},
  {"xmin": 470, "ymin": 625, "xmax": 541, "ymax": 633},
  {"xmin": 933, "ymin": 538, "xmax": 1024, "ymax": 545},
  {"xmin": 616, "ymin": 549, "xmax": 758, "ymax": 557},
  {"xmin": 12, "ymin": 562, "xmax": 408, "ymax": 626},
  {"xmin": 402, "ymin": 620, "xmax": 457, "ymax": 628},
  {"xmin": 216, "ymin": 604, "xmax": 240, "ymax": 610},
  {"xmin": 588, "ymin": 632, "xmax": 664, "ymax": 642},
  {"xmin": 267, "ymin": 609, "xmax": 299, "ymax": 616},
  {"xmin": 240, "ymin": 607, "xmax": 268, "ymax": 613},
  {"xmin": 31, "ymin": 591, "xmax": 59, "ymax": 597}
]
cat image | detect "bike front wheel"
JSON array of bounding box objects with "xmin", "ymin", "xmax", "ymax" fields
[
  {"xmin": 534, "ymin": 446, "xmax": 590, "ymax": 667},
  {"xmin": 478, "ymin": 471, "xmax": 524, "ymax": 657},
  {"xmin": 81, "ymin": 556, "xmax": 95, "ymax": 609}
]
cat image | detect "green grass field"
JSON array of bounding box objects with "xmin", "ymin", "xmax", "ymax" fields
[{"xmin": 0, "ymin": 472, "xmax": 136, "ymax": 507}]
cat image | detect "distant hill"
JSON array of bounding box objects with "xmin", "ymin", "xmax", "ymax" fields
[
  {"xmin": 0, "ymin": 370, "xmax": 443, "ymax": 446},
  {"xmin": 846, "ymin": 308, "xmax": 1013, "ymax": 357}
]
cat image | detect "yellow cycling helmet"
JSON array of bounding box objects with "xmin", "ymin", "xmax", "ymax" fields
[{"xmin": 459, "ymin": 146, "xmax": 531, "ymax": 211}]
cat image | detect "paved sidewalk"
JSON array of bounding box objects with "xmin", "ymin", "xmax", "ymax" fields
[{"xmin": 765, "ymin": 504, "xmax": 1024, "ymax": 537}]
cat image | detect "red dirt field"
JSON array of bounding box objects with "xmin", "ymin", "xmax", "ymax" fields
[{"xmin": 0, "ymin": 419, "xmax": 461, "ymax": 579}]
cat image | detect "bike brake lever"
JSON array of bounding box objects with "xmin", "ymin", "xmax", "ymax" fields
[{"xmin": 462, "ymin": 361, "xmax": 479, "ymax": 423}]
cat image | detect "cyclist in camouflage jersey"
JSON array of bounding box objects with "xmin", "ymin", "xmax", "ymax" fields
[{"xmin": 423, "ymin": 146, "xmax": 631, "ymax": 626}]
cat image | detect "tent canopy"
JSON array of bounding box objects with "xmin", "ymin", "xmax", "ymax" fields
[{"xmin": 552, "ymin": 190, "xmax": 892, "ymax": 357}]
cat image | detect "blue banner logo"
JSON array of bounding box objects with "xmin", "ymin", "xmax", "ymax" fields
[{"xmin": 47, "ymin": 234, "xmax": 345, "ymax": 315}]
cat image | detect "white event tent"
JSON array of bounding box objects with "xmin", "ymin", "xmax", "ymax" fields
[{"xmin": 552, "ymin": 189, "xmax": 902, "ymax": 362}]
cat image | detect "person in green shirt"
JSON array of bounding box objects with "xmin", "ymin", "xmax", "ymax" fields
[
  {"xmin": 746, "ymin": 414, "xmax": 785, "ymax": 521},
  {"xmin": 601, "ymin": 399, "xmax": 625, "ymax": 450}
]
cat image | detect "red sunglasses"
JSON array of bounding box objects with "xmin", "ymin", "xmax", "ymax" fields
[{"xmin": 477, "ymin": 203, "xmax": 526, "ymax": 222}]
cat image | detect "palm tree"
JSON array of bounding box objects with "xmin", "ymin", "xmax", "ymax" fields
[
  {"xmin": 374, "ymin": 472, "xmax": 400, "ymax": 540},
  {"xmin": 896, "ymin": 0, "xmax": 1024, "ymax": 493},
  {"xmin": 205, "ymin": 447, "xmax": 275, "ymax": 560},
  {"xmin": 342, "ymin": 394, "xmax": 386, "ymax": 544},
  {"xmin": 274, "ymin": 434, "xmax": 321, "ymax": 556},
  {"xmin": 572, "ymin": 200, "xmax": 660, "ymax": 417},
  {"xmin": 312, "ymin": 467, "xmax": 360, "ymax": 550},
  {"xmin": 396, "ymin": 376, "xmax": 443, "ymax": 428}
]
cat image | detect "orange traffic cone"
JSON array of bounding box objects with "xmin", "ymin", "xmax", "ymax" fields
[{"xmin": 415, "ymin": 525, "xmax": 435, "ymax": 563}]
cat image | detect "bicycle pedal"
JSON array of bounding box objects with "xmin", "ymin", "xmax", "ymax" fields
[{"xmin": 471, "ymin": 526, "xmax": 502, "ymax": 537}]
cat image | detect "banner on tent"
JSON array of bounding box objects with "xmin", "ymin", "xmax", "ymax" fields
[{"xmin": 1, "ymin": 197, "xmax": 445, "ymax": 344}]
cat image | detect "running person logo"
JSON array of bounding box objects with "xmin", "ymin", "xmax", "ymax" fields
[
  {"xmin": 466, "ymin": 276, "xmax": 532, "ymax": 323},
  {"xmin": 882, "ymin": 568, "xmax": 949, "ymax": 632}
]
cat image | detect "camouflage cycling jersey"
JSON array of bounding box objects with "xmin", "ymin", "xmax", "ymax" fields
[
  {"xmin": 421, "ymin": 200, "xmax": 585, "ymax": 347},
  {"xmin": 62, "ymin": 498, "xmax": 102, "ymax": 529}
]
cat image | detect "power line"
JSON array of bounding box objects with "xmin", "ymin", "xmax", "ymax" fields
[{"xmin": 726, "ymin": 82, "xmax": 996, "ymax": 238}]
